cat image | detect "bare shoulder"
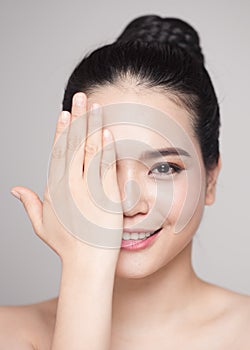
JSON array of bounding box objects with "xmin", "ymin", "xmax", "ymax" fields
[
  {"xmin": 0, "ymin": 297, "xmax": 58, "ymax": 349},
  {"xmin": 221, "ymin": 288, "xmax": 250, "ymax": 348},
  {"xmin": 213, "ymin": 284, "xmax": 250, "ymax": 320},
  {"xmin": 200, "ymin": 281, "xmax": 250, "ymax": 348}
]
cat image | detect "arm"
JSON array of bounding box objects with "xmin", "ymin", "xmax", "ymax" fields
[{"xmin": 51, "ymin": 250, "xmax": 117, "ymax": 350}]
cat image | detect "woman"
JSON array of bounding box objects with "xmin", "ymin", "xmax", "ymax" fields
[{"xmin": 1, "ymin": 14, "xmax": 250, "ymax": 349}]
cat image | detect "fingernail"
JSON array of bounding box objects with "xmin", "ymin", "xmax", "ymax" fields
[
  {"xmin": 91, "ymin": 103, "xmax": 100, "ymax": 114},
  {"xmin": 61, "ymin": 111, "xmax": 70, "ymax": 124},
  {"xmin": 11, "ymin": 190, "xmax": 21, "ymax": 200},
  {"xmin": 103, "ymin": 128, "xmax": 111, "ymax": 140},
  {"xmin": 74, "ymin": 93, "xmax": 85, "ymax": 106}
]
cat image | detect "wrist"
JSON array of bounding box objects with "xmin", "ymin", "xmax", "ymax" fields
[{"xmin": 61, "ymin": 243, "xmax": 120, "ymax": 274}]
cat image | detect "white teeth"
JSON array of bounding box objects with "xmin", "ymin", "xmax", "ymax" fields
[
  {"xmin": 122, "ymin": 231, "xmax": 154, "ymax": 240},
  {"xmin": 122, "ymin": 232, "xmax": 131, "ymax": 240},
  {"xmin": 131, "ymin": 233, "xmax": 139, "ymax": 240}
]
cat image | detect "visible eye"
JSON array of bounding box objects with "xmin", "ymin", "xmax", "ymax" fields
[{"xmin": 148, "ymin": 162, "xmax": 184, "ymax": 177}]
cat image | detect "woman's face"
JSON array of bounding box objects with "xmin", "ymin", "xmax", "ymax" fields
[{"xmin": 87, "ymin": 84, "xmax": 220, "ymax": 279}]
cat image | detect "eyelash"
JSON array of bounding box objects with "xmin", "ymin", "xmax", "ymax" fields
[{"xmin": 148, "ymin": 162, "xmax": 184, "ymax": 177}]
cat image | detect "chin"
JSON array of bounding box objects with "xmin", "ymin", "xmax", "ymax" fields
[{"xmin": 115, "ymin": 252, "xmax": 162, "ymax": 280}]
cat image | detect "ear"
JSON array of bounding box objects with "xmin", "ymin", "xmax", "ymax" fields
[{"xmin": 205, "ymin": 155, "xmax": 221, "ymax": 206}]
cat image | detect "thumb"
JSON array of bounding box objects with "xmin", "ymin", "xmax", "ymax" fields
[{"xmin": 11, "ymin": 186, "xmax": 44, "ymax": 237}]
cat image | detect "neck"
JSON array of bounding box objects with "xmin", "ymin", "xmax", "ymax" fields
[{"xmin": 112, "ymin": 241, "xmax": 204, "ymax": 335}]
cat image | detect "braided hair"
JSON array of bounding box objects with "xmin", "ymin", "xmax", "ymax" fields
[
  {"xmin": 62, "ymin": 15, "xmax": 220, "ymax": 172},
  {"xmin": 116, "ymin": 15, "xmax": 204, "ymax": 64}
]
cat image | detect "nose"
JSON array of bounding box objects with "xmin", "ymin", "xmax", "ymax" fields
[{"xmin": 116, "ymin": 159, "xmax": 149, "ymax": 216}]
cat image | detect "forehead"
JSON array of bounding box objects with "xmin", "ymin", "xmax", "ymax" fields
[
  {"xmin": 88, "ymin": 86, "xmax": 199, "ymax": 152},
  {"xmin": 88, "ymin": 85, "xmax": 195, "ymax": 135}
]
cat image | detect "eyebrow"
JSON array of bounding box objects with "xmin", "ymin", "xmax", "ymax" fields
[{"xmin": 140, "ymin": 147, "xmax": 191, "ymax": 159}]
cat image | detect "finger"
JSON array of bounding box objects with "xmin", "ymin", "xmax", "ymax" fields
[
  {"xmin": 71, "ymin": 92, "xmax": 87, "ymax": 121},
  {"xmin": 48, "ymin": 111, "xmax": 71, "ymax": 187},
  {"xmin": 101, "ymin": 129, "xmax": 121, "ymax": 203},
  {"xmin": 66, "ymin": 92, "xmax": 87, "ymax": 176},
  {"xmin": 10, "ymin": 186, "xmax": 44, "ymax": 239},
  {"xmin": 83, "ymin": 103, "xmax": 103, "ymax": 183},
  {"xmin": 52, "ymin": 111, "xmax": 71, "ymax": 147}
]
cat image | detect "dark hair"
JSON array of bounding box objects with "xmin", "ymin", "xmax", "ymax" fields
[{"xmin": 62, "ymin": 15, "xmax": 220, "ymax": 172}]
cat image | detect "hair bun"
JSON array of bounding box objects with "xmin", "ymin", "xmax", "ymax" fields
[{"xmin": 116, "ymin": 15, "xmax": 204, "ymax": 64}]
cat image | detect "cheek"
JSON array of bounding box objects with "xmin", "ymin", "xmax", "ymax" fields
[{"xmin": 152, "ymin": 167, "xmax": 206, "ymax": 234}]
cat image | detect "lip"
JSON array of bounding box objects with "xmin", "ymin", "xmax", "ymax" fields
[{"xmin": 121, "ymin": 227, "xmax": 162, "ymax": 251}]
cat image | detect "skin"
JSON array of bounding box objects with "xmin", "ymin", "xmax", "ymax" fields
[{"xmin": 1, "ymin": 84, "xmax": 250, "ymax": 349}]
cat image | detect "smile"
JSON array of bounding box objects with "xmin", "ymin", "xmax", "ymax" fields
[
  {"xmin": 121, "ymin": 227, "xmax": 162, "ymax": 251},
  {"xmin": 122, "ymin": 227, "xmax": 162, "ymax": 241}
]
